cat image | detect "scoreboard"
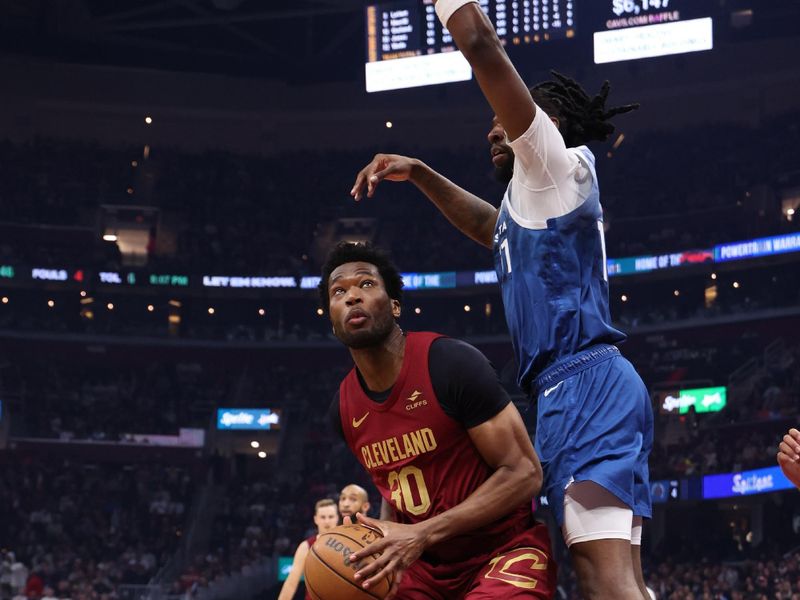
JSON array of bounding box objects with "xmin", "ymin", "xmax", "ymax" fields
[
  {"xmin": 365, "ymin": 0, "xmax": 576, "ymax": 92},
  {"xmin": 365, "ymin": 0, "xmax": 717, "ymax": 91},
  {"xmin": 594, "ymin": 0, "xmax": 713, "ymax": 64}
]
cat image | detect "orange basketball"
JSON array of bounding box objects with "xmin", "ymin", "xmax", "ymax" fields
[{"xmin": 304, "ymin": 524, "xmax": 392, "ymax": 600}]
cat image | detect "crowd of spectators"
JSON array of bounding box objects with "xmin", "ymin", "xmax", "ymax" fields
[
  {"xmin": 0, "ymin": 357, "xmax": 229, "ymax": 441},
  {"xmin": 0, "ymin": 109, "xmax": 798, "ymax": 275},
  {"xmin": 554, "ymin": 552, "xmax": 800, "ymax": 599},
  {"xmin": 0, "ymin": 459, "xmax": 198, "ymax": 600},
  {"xmin": 0, "ymin": 342, "xmax": 797, "ymax": 599},
  {"xmin": 650, "ymin": 425, "xmax": 795, "ymax": 480},
  {"xmin": 645, "ymin": 553, "xmax": 800, "ymax": 600}
]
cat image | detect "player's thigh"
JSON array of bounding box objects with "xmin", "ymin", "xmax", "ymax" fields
[
  {"xmin": 395, "ymin": 562, "xmax": 445, "ymax": 600},
  {"xmin": 465, "ymin": 538, "xmax": 556, "ymax": 599},
  {"xmin": 562, "ymin": 481, "xmax": 634, "ymax": 547}
]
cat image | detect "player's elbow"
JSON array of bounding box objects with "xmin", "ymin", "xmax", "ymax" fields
[
  {"xmin": 514, "ymin": 459, "xmax": 543, "ymax": 502},
  {"xmin": 528, "ymin": 460, "xmax": 544, "ymax": 498}
]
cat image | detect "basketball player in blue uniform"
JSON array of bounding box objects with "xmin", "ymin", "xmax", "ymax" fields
[{"xmin": 350, "ymin": 2, "xmax": 652, "ymax": 598}]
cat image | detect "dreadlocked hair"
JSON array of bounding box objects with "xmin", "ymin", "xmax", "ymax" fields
[{"xmin": 530, "ymin": 70, "xmax": 639, "ymax": 148}]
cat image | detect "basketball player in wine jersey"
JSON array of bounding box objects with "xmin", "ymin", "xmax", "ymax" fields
[
  {"xmin": 320, "ymin": 242, "xmax": 556, "ymax": 600},
  {"xmin": 278, "ymin": 499, "xmax": 339, "ymax": 600}
]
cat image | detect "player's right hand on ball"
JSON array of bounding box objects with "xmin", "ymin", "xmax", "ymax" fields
[{"xmin": 351, "ymin": 153, "xmax": 419, "ymax": 201}]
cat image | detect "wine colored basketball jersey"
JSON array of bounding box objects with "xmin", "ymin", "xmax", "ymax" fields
[{"xmin": 338, "ymin": 331, "xmax": 529, "ymax": 563}]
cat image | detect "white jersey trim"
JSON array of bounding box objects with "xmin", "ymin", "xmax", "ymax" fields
[{"xmin": 505, "ymin": 103, "xmax": 595, "ymax": 229}]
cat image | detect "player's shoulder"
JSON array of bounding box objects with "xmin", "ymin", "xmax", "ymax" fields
[
  {"xmin": 429, "ymin": 337, "xmax": 492, "ymax": 375},
  {"xmin": 430, "ymin": 336, "xmax": 485, "ymax": 359}
]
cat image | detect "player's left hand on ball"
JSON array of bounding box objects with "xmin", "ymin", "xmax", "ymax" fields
[{"xmin": 349, "ymin": 513, "xmax": 428, "ymax": 599}]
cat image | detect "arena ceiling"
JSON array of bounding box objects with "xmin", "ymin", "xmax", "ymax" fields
[{"xmin": 0, "ymin": 0, "xmax": 369, "ymax": 82}]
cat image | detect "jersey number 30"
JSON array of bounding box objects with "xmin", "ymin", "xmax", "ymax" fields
[{"xmin": 388, "ymin": 466, "xmax": 431, "ymax": 516}]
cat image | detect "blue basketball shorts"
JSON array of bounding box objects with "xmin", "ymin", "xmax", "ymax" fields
[{"xmin": 532, "ymin": 344, "xmax": 653, "ymax": 526}]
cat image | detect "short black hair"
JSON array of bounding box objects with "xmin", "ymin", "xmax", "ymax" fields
[
  {"xmin": 318, "ymin": 242, "xmax": 404, "ymax": 310},
  {"xmin": 530, "ymin": 71, "xmax": 639, "ymax": 148}
]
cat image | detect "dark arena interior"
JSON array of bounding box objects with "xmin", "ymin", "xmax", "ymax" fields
[{"xmin": 0, "ymin": 1, "xmax": 799, "ymax": 599}]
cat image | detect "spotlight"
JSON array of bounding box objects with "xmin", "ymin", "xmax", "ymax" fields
[
  {"xmin": 258, "ymin": 451, "xmax": 267, "ymax": 459},
  {"xmin": 464, "ymin": 305, "xmax": 471, "ymax": 312},
  {"xmin": 673, "ymin": 290, "xmax": 680, "ymax": 297},
  {"xmin": 258, "ymin": 308, "xmax": 265, "ymax": 316},
  {"xmin": 733, "ymin": 281, "xmax": 740, "ymax": 289},
  {"xmin": 385, "ymin": 121, "xmax": 393, "ymax": 128},
  {"xmin": 103, "ymin": 234, "xmax": 118, "ymax": 242},
  {"xmin": 47, "ymin": 300, "xmax": 55, "ymax": 308},
  {"xmin": 107, "ymin": 303, "xmax": 114, "ymax": 310},
  {"xmin": 621, "ymin": 295, "xmax": 628, "ymax": 302},
  {"xmin": 147, "ymin": 304, "xmax": 155, "ymax": 312},
  {"xmin": 316, "ymin": 308, "xmax": 324, "ymax": 316},
  {"xmin": 1, "ymin": 296, "xmax": 8, "ymax": 304},
  {"xmin": 250, "ymin": 441, "xmax": 260, "ymax": 449},
  {"xmin": 208, "ymin": 307, "xmax": 215, "ymax": 315},
  {"xmin": 414, "ymin": 307, "xmax": 421, "ymax": 315},
  {"xmin": 145, "ymin": 116, "xmax": 153, "ymax": 124}
]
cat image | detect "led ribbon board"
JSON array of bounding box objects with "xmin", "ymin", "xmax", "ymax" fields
[
  {"xmin": 216, "ymin": 409, "xmax": 280, "ymax": 431},
  {"xmin": 703, "ymin": 466, "xmax": 795, "ymax": 499}
]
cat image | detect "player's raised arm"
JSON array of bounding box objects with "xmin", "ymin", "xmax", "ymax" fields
[
  {"xmin": 435, "ymin": 0, "xmax": 536, "ymax": 142},
  {"xmin": 351, "ymin": 153, "xmax": 498, "ymax": 248}
]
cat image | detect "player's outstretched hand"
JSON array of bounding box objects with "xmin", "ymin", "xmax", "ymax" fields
[
  {"xmin": 349, "ymin": 512, "xmax": 428, "ymax": 600},
  {"xmin": 777, "ymin": 427, "xmax": 800, "ymax": 490},
  {"xmin": 351, "ymin": 153, "xmax": 419, "ymax": 201}
]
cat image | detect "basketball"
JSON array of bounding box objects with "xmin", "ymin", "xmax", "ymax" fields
[{"xmin": 304, "ymin": 524, "xmax": 392, "ymax": 600}]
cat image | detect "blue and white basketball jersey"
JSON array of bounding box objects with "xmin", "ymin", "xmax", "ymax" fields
[{"xmin": 492, "ymin": 146, "xmax": 626, "ymax": 394}]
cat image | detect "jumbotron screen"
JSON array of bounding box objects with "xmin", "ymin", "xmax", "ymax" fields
[
  {"xmin": 365, "ymin": 0, "xmax": 576, "ymax": 92},
  {"xmin": 364, "ymin": 0, "xmax": 716, "ymax": 91},
  {"xmin": 593, "ymin": 0, "xmax": 713, "ymax": 64}
]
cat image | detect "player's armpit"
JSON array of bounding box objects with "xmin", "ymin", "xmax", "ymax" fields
[{"xmin": 439, "ymin": 2, "xmax": 535, "ymax": 142}]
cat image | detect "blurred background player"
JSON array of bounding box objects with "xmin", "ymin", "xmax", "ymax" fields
[
  {"xmin": 778, "ymin": 427, "xmax": 800, "ymax": 489},
  {"xmin": 277, "ymin": 498, "xmax": 339, "ymax": 600},
  {"xmin": 338, "ymin": 483, "xmax": 371, "ymax": 522},
  {"xmin": 320, "ymin": 241, "xmax": 556, "ymax": 599},
  {"xmin": 350, "ymin": 2, "xmax": 651, "ymax": 598}
]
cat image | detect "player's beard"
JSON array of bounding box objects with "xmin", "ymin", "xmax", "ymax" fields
[
  {"xmin": 334, "ymin": 309, "xmax": 396, "ymax": 350},
  {"xmin": 493, "ymin": 154, "xmax": 514, "ymax": 184}
]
